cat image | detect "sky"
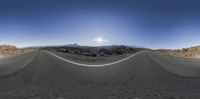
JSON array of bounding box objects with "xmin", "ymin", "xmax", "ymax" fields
[{"xmin": 0, "ymin": 0, "xmax": 200, "ymax": 49}]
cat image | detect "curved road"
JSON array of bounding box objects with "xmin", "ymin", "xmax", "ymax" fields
[{"xmin": 0, "ymin": 50, "xmax": 200, "ymax": 99}]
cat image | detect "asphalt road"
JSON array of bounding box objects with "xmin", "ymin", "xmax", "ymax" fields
[{"xmin": 0, "ymin": 50, "xmax": 200, "ymax": 99}]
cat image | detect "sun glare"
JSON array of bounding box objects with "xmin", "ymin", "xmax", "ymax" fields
[
  {"xmin": 94, "ymin": 36, "xmax": 108, "ymax": 44},
  {"xmin": 95, "ymin": 37, "xmax": 103, "ymax": 43}
]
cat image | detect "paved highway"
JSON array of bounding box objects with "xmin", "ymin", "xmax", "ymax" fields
[{"xmin": 0, "ymin": 50, "xmax": 200, "ymax": 99}]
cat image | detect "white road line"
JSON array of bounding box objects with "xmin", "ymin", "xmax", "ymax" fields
[
  {"xmin": 0, "ymin": 55, "xmax": 36, "ymax": 66},
  {"xmin": 0, "ymin": 55, "xmax": 36, "ymax": 78},
  {"xmin": 46, "ymin": 51, "xmax": 143, "ymax": 67},
  {"xmin": 21, "ymin": 55, "xmax": 36, "ymax": 68}
]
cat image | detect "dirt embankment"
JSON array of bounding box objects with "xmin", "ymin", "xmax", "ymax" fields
[
  {"xmin": 158, "ymin": 46, "xmax": 200, "ymax": 59},
  {"xmin": 0, "ymin": 45, "xmax": 34, "ymax": 58}
]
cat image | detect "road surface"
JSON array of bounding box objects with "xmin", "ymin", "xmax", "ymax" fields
[{"xmin": 0, "ymin": 50, "xmax": 200, "ymax": 99}]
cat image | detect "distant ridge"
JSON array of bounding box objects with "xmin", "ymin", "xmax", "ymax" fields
[
  {"xmin": 66, "ymin": 43, "xmax": 79, "ymax": 47},
  {"xmin": 27, "ymin": 43, "xmax": 146, "ymax": 49}
]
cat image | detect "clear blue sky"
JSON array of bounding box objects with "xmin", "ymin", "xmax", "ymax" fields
[{"xmin": 0, "ymin": 0, "xmax": 200, "ymax": 49}]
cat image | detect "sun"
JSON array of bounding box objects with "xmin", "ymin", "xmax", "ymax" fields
[
  {"xmin": 94, "ymin": 36, "xmax": 108, "ymax": 44},
  {"xmin": 94, "ymin": 37, "xmax": 103, "ymax": 43}
]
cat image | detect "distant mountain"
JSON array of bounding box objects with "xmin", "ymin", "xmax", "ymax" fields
[
  {"xmin": 66, "ymin": 43, "xmax": 79, "ymax": 47},
  {"xmin": 37, "ymin": 44, "xmax": 146, "ymax": 50},
  {"xmin": 128, "ymin": 45, "xmax": 146, "ymax": 48}
]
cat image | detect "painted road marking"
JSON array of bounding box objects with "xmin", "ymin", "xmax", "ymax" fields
[{"xmin": 46, "ymin": 51, "xmax": 144, "ymax": 67}]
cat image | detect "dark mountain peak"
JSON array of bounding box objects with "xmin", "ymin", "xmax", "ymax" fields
[{"xmin": 67, "ymin": 43, "xmax": 79, "ymax": 47}]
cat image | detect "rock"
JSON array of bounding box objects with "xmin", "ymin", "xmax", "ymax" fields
[
  {"xmin": 0, "ymin": 44, "xmax": 34, "ymax": 58},
  {"xmin": 158, "ymin": 46, "xmax": 200, "ymax": 59}
]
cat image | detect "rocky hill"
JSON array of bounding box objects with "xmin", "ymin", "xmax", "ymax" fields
[
  {"xmin": 0, "ymin": 45, "xmax": 34, "ymax": 58},
  {"xmin": 158, "ymin": 46, "xmax": 200, "ymax": 59}
]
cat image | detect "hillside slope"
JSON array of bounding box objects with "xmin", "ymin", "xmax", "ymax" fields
[
  {"xmin": 158, "ymin": 46, "xmax": 200, "ymax": 59},
  {"xmin": 0, "ymin": 45, "xmax": 34, "ymax": 58}
]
